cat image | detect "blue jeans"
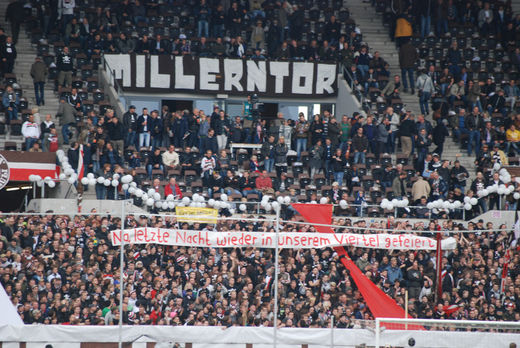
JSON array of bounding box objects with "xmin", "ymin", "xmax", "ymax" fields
[
  {"xmin": 242, "ymin": 189, "xmax": 261, "ymax": 198},
  {"xmin": 34, "ymin": 82, "xmax": 45, "ymax": 105},
  {"xmin": 472, "ymin": 100, "xmax": 483, "ymax": 112},
  {"xmin": 264, "ymin": 158, "xmax": 274, "ymax": 172},
  {"xmin": 126, "ymin": 131, "xmax": 136, "ymax": 148},
  {"xmin": 212, "ymin": 24, "xmax": 225, "ymax": 38},
  {"xmin": 506, "ymin": 142, "xmax": 520, "ymax": 155},
  {"xmin": 151, "ymin": 135, "xmax": 162, "ymax": 149},
  {"xmin": 6, "ymin": 107, "xmax": 17, "ymax": 124},
  {"xmin": 25, "ymin": 137, "xmax": 37, "ymax": 151},
  {"xmin": 401, "ymin": 68, "xmax": 415, "ymax": 90},
  {"xmin": 334, "ymin": 171, "xmax": 344, "ymax": 185},
  {"xmin": 147, "ymin": 164, "xmax": 164, "ymax": 178},
  {"xmin": 420, "ymin": 15, "xmax": 431, "ymax": 38},
  {"xmin": 139, "ymin": 132, "xmax": 150, "ymax": 149},
  {"xmin": 198, "ymin": 20, "xmax": 209, "ymax": 37},
  {"xmin": 357, "ymin": 64, "xmax": 369, "ymax": 79},
  {"xmin": 62, "ymin": 123, "xmax": 73, "ymax": 144},
  {"xmin": 387, "ymin": 132, "xmax": 397, "ymax": 153},
  {"xmin": 467, "ymin": 130, "xmax": 480, "ymax": 156},
  {"xmin": 354, "ymin": 151, "xmax": 366, "ymax": 164},
  {"xmin": 96, "ymin": 184, "xmax": 106, "ymax": 200},
  {"xmin": 296, "ymin": 138, "xmax": 307, "ymax": 160},
  {"xmin": 208, "ymin": 187, "xmax": 223, "ymax": 197},
  {"xmin": 419, "ymin": 91, "xmax": 431, "ymax": 114},
  {"xmin": 226, "ymin": 188, "xmax": 242, "ymax": 196}
]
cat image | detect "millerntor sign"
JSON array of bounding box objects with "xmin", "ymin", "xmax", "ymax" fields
[{"xmin": 104, "ymin": 54, "xmax": 338, "ymax": 98}]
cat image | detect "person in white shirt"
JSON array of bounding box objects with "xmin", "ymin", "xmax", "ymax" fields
[
  {"xmin": 162, "ymin": 144, "xmax": 180, "ymax": 170},
  {"xmin": 22, "ymin": 114, "xmax": 41, "ymax": 151}
]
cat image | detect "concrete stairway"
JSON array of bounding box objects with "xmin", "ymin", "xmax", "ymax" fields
[
  {"xmin": 347, "ymin": 0, "xmax": 476, "ymax": 180},
  {"xmin": 0, "ymin": 2, "xmax": 61, "ymax": 150}
]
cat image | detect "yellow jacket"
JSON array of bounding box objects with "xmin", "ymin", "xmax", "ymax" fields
[{"xmin": 395, "ymin": 18, "xmax": 412, "ymax": 38}]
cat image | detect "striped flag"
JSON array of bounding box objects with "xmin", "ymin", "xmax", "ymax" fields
[
  {"xmin": 443, "ymin": 304, "xmax": 462, "ymax": 316},
  {"xmin": 514, "ymin": 211, "xmax": 520, "ymax": 243},
  {"xmin": 0, "ymin": 151, "xmax": 58, "ymax": 181},
  {"xmin": 77, "ymin": 144, "xmax": 85, "ymax": 180}
]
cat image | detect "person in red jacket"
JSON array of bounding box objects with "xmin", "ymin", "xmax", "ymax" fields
[{"xmin": 164, "ymin": 177, "xmax": 183, "ymax": 199}]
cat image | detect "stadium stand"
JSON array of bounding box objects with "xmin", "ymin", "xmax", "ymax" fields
[{"xmin": 0, "ymin": 0, "xmax": 518, "ymax": 332}]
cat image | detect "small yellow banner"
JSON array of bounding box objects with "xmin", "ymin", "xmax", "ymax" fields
[{"xmin": 175, "ymin": 206, "xmax": 218, "ymax": 224}]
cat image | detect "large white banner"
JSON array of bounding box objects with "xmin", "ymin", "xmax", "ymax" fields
[{"xmin": 110, "ymin": 228, "xmax": 456, "ymax": 250}]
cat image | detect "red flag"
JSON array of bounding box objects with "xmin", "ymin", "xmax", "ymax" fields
[
  {"xmin": 501, "ymin": 249, "xmax": 511, "ymax": 294},
  {"xmin": 443, "ymin": 304, "xmax": 461, "ymax": 317},
  {"xmin": 292, "ymin": 204, "xmax": 420, "ymax": 329}
]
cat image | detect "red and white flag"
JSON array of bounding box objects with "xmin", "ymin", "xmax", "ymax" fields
[
  {"xmin": 0, "ymin": 151, "xmax": 58, "ymax": 182},
  {"xmin": 77, "ymin": 144, "xmax": 85, "ymax": 180}
]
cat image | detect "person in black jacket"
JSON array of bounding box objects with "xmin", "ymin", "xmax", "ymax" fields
[
  {"xmin": 106, "ymin": 116, "xmax": 125, "ymax": 156},
  {"xmin": 416, "ymin": 128, "xmax": 432, "ymax": 164},
  {"xmin": 399, "ymin": 110, "xmax": 416, "ymax": 160},
  {"xmin": 351, "ymin": 127, "xmax": 368, "ymax": 164},
  {"xmin": 57, "ymin": 46, "xmax": 74, "ymax": 88},
  {"xmin": 5, "ymin": 0, "xmax": 24, "ymax": 44},
  {"xmin": 150, "ymin": 110, "xmax": 163, "ymax": 149},
  {"xmin": 331, "ymin": 148, "xmax": 346, "ymax": 185},
  {"xmin": 101, "ymin": 142, "xmax": 123, "ymax": 169},
  {"xmin": 208, "ymin": 170, "xmax": 224, "ymax": 197},
  {"xmin": 1, "ymin": 36, "xmax": 16, "ymax": 75},
  {"xmin": 146, "ymin": 147, "xmax": 163, "ymax": 179},
  {"xmin": 200, "ymin": 128, "xmax": 218, "ymax": 155},
  {"xmin": 123, "ymin": 105, "xmax": 138, "ymax": 148},
  {"xmin": 432, "ymin": 119, "xmax": 449, "ymax": 156}
]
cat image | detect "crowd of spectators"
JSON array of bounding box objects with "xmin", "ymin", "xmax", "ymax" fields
[{"xmin": 0, "ymin": 213, "xmax": 518, "ymax": 326}]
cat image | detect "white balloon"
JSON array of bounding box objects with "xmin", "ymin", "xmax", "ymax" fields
[
  {"xmin": 88, "ymin": 178, "xmax": 96, "ymax": 186},
  {"xmin": 47, "ymin": 180, "xmax": 55, "ymax": 188},
  {"xmin": 239, "ymin": 203, "xmax": 247, "ymax": 211},
  {"xmin": 67, "ymin": 176, "xmax": 76, "ymax": 185},
  {"xmin": 220, "ymin": 193, "xmax": 228, "ymax": 202},
  {"xmin": 161, "ymin": 202, "xmax": 168, "ymax": 210},
  {"xmin": 493, "ymin": 163, "xmax": 501, "ymax": 171},
  {"xmin": 464, "ymin": 196, "xmax": 471, "ymax": 203},
  {"xmin": 264, "ymin": 203, "xmax": 272, "ymax": 211},
  {"xmin": 339, "ymin": 200, "xmax": 348, "ymax": 209},
  {"xmin": 142, "ymin": 193, "xmax": 149, "ymax": 201},
  {"xmin": 229, "ymin": 208, "xmax": 236, "ymax": 215},
  {"xmin": 166, "ymin": 194, "xmax": 174, "ymax": 201},
  {"xmin": 153, "ymin": 192, "xmax": 161, "ymax": 201},
  {"xmin": 130, "ymin": 182, "xmax": 137, "ymax": 187},
  {"xmin": 260, "ymin": 200, "xmax": 268, "ymax": 208},
  {"xmin": 277, "ymin": 196, "xmax": 284, "ymax": 204},
  {"xmin": 387, "ymin": 203, "xmax": 394, "ymax": 210},
  {"xmin": 96, "ymin": 177, "xmax": 105, "ymax": 184},
  {"xmin": 64, "ymin": 168, "xmax": 74, "ymax": 176},
  {"xmin": 508, "ymin": 185, "xmax": 515, "ymax": 193},
  {"xmin": 380, "ymin": 202, "xmax": 388, "ymax": 209},
  {"xmin": 167, "ymin": 201, "xmax": 175, "ymax": 209},
  {"xmin": 28, "ymin": 174, "xmax": 37, "ymax": 182},
  {"xmin": 500, "ymin": 168, "xmax": 508, "ymax": 175},
  {"xmin": 453, "ymin": 201, "xmax": 462, "ymax": 208},
  {"xmin": 284, "ymin": 196, "xmax": 291, "ymax": 204},
  {"xmin": 111, "ymin": 179, "xmax": 119, "ymax": 187},
  {"xmin": 426, "ymin": 202, "xmax": 434, "ymax": 210},
  {"xmin": 262, "ymin": 195, "xmax": 270, "ymax": 202},
  {"xmin": 155, "ymin": 201, "xmax": 163, "ymax": 208},
  {"xmin": 192, "ymin": 193, "xmax": 200, "ymax": 202},
  {"xmin": 147, "ymin": 189, "xmax": 156, "ymax": 196},
  {"xmin": 402, "ymin": 198, "xmax": 409, "ymax": 206},
  {"xmin": 442, "ymin": 201, "xmax": 451, "ymax": 209},
  {"xmin": 208, "ymin": 198, "xmax": 215, "ymax": 207},
  {"xmin": 59, "ymin": 173, "xmax": 67, "ymax": 180},
  {"xmin": 382, "ymin": 198, "xmax": 389, "ymax": 205},
  {"xmin": 146, "ymin": 198, "xmax": 155, "ymax": 206},
  {"xmin": 271, "ymin": 201, "xmax": 280, "ymax": 211},
  {"xmin": 514, "ymin": 192, "xmax": 520, "ymax": 200},
  {"xmin": 87, "ymin": 173, "xmax": 95, "ymax": 179},
  {"xmin": 44, "ymin": 176, "xmax": 52, "ymax": 182},
  {"xmin": 56, "ymin": 149, "xmax": 65, "ymax": 157},
  {"xmin": 135, "ymin": 189, "xmax": 143, "ymax": 197},
  {"xmin": 182, "ymin": 197, "xmax": 190, "ymax": 204},
  {"xmin": 516, "ymin": 177, "xmax": 520, "ymax": 184},
  {"xmin": 113, "ymin": 174, "xmax": 120, "ymax": 180},
  {"xmin": 128, "ymin": 186, "xmax": 136, "ymax": 194},
  {"xmin": 103, "ymin": 179, "xmax": 111, "ymax": 186},
  {"xmin": 310, "ymin": 200, "xmax": 317, "ymax": 204},
  {"xmin": 482, "ymin": 189, "xmax": 489, "ymax": 197},
  {"xmin": 320, "ymin": 197, "xmax": 328, "ymax": 204},
  {"xmin": 189, "ymin": 202, "xmax": 197, "ymax": 207},
  {"xmin": 36, "ymin": 180, "xmax": 43, "ymax": 187},
  {"xmin": 391, "ymin": 198, "xmax": 398, "ymax": 205},
  {"xmin": 122, "ymin": 183, "xmax": 129, "ymax": 190},
  {"xmin": 470, "ymin": 197, "xmax": 478, "ymax": 205},
  {"xmin": 464, "ymin": 203, "xmax": 472, "ymax": 210},
  {"xmin": 80, "ymin": 177, "xmax": 89, "ymax": 185}
]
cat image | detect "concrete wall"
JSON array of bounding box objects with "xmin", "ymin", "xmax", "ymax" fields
[
  {"xmin": 335, "ymin": 75, "xmax": 362, "ymax": 118},
  {"xmin": 27, "ymin": 199, "xmax": 147, "ymax": 215}
]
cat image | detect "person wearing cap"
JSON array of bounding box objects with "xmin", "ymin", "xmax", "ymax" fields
[
  {"xmin": 30, "ymin": 56, "xmax": 48, "ymax": 106},
  {"xmin": 123, "ymin": 105, "xmax": 138, "ymax": 148}
]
